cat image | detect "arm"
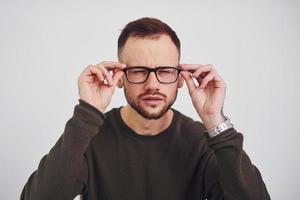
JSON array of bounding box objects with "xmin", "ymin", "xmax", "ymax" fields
[
  {"xmin": 203, "ymin": 128, "xmax": 270, "ymax": 200},
  {"xmin": 20, "ymin": 99, "xmax": 106, "ymax": 200},
  {"xmin": 21, "ymin": 60, "xmax": 126, "ymax": 200},
  {"xmin": 179, "ymin": 63, "xmax": 270, "ymax": 199}
]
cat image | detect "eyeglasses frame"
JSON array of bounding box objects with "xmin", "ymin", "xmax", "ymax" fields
[{"xmin": 122, "ymin": 66, "xmax": 182, "ymax": 84}]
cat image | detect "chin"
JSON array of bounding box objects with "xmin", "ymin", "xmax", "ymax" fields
[
  {"xmin": 134, "ymin": 103, "xmax": 170, "ymax": 120},
  {"xmin": 139, "ymin": 110, "xmax": 166, "ymax": 120}
]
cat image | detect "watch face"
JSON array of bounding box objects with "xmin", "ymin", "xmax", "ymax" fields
[
  {"xmin": 219, "ymin": 123, "xmax": 227, "ymax": 131},
  {"xmin": 205, "ymin": 116, "xmax": 233, "ymax": 138}
]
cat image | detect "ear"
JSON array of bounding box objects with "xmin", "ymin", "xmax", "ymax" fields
[
  {"xmin": 177, "ymin": 74, "xmax": 184, "ymax": 88},
  {"xmin": 117, "ymin": 76, "xmax": 124, "ymax": 88}
]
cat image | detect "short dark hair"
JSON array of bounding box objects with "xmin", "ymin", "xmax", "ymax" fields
[{"xmin": 117, "ymin": 17, "xmax": 181, "ymax": 61}]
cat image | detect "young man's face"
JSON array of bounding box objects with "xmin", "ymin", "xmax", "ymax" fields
[{"xmin": 118, "ymin": 34, "xmax": 183, "ymax": 119}]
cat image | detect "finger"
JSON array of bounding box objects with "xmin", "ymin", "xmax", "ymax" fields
[
  {"xmin": 179, "ymin": 64, "xmax": 207, "ymax": 73},
  {"xmin": 192, "ymin": 64, "xmax": 213, "ymax": 78},
  {"xmin": 195, "ymin": 76, "xmax": 204, "ymax": 85},
  {"xmin": 95, "ymin": 61, "xmax": 127, "ymax": 71},
  {"xmin": 180, "ymin": 71, "xmax": 196, "ymax": 95},
  {"xmin": 98, "ymin": 66, "xmax": 113, "ymax": 86},
  {"xmin": 200, "ymin": 73, "xmax": 215, "ymax": 88},
  {"xmin": 112, "ymin": 70, "xmax": 124, "ymax": 86},
  {"xmin": 87, "ymin": 65, "xmax": 104, "ymax": 82},
  {"xmin": 85, "ymin": 76, "xmax": 94, "ymax": 83}
]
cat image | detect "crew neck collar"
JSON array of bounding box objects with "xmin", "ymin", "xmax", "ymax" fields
[{"xmin": 115, "ymin": 106, "xmax": 178, "ymax": 141}]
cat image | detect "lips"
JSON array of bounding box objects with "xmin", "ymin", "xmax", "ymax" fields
[
  {"xmin": 142, "ymin": 95, "xmax": 164, "ymax": 100},
  {"xmin": 141, "ymin": 95, "xmax": 164, "ymax": 106}
]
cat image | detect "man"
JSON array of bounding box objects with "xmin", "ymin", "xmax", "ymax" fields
[{"xmin": 21, "ymin": 17, "xmax": 270, "ymax": 200}]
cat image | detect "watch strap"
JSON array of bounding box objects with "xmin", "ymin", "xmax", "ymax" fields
[{"xmin": 204, "ymin": 116, "xmax": 233, "ymax": 138}]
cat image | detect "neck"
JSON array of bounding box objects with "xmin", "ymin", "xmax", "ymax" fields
[{"xmin": 120, "ymin": 105, "xmax": 174, "ymax": 136}]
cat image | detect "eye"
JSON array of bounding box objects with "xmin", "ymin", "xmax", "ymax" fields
[
  {"xmin": 131, "ymin": 68, "xmax": 147, "ymax": 73},
  {"xmin": 127, "ymin": 68, "xmax": 148, "ymax": 76},
  {"xmin": 132, "ymin": 69, "xmax": 146, "ymax": 73},
  {"xmin": 157, "ymin": 68, "xmax": 176, "ymax": 74}
]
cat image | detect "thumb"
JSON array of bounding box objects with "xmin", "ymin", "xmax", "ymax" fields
[
  {"xmin": 180, "ymin": 71, "xmax": 196, "ymax": 95},
  {"xmin": 112, "ymin": 70, "xmax": 124, "ymax": 87}
]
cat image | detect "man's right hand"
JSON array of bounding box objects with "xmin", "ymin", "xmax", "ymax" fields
[{"xmin": 77, "ymin": 61, "xmax": 126, "ymax": 112}]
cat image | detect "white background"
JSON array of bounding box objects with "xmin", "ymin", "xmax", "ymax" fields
[{"xmin": 0, "ymin": 0, "xmax": 299, "ymax": 199}]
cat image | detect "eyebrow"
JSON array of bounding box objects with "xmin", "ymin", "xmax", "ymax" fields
[{"xmin": 125, "ymin": 65, "xmax": 179, "ymax": 68}]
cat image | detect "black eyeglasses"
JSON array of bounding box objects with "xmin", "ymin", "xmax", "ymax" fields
[{"xmin": 123, "ymin": 66, "xmax": 182, "ymax": 84}]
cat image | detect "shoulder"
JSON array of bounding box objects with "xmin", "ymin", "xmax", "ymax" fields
[
  {"xmin": 173, "ymin": 108, "xmax": 206, "ymax": 131},
  {"xmin": 172, "ymin": 108, "xmax": 207, "ymax": 141},
  {"xmin": 103, "ymin": 107, "xmax": 119, "ymax": 119},
  {"xmin": 171, "ymin": 108, "xmax": 212, "ymax": 157}
]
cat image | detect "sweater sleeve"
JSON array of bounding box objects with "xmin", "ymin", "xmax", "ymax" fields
[
  {"xmin": 20, "ymin": 99, "xmax": 106, "ymax": 200},
  {"xmin": 203, "ymin": 128, "xmax": 271, "ymax": 200}
]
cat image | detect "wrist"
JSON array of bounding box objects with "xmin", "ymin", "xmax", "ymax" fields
[
  {"xmin": 203, "ymin": 116, "xmax": 233, "ymax": 138},
  {"xmin": 79, "ymin": 98, "xmax": 106, "ymax": 113},
  {"xmin": 201, "ymin": 114, "xmax": 225, "ymax": 130},
  {"xmin": 79, "ymin": 99, "xmax": 106, "ymax": 113}
]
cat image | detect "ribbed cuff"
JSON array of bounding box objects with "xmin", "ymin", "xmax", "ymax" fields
[
  {"xmin": 72, "ymin": 99, "xmax": 107, "ymax": 126},
  {"xmin": 207, "ymin": 127, "xmax": 240, "ymax": 149},
  {"xmin": 78, "ymin": 99, "xmax": 107, "ymax": 119}
]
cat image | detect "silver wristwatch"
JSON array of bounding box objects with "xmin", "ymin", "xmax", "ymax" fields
[{"xmin": 204, "ymin": 116, "xmax": 234, "ymax": 138}]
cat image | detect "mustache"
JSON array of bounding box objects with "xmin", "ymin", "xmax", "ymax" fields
[{"xmin": 138, "ymin": 90, "xmax": 166, "ymax": 99}]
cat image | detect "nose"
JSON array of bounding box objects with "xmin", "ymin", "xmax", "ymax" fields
[{"xmin": 144, "ymin": 71, "xmax": 159, "ymax": 90}]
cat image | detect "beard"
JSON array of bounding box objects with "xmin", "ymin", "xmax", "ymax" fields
[{"xmin": 124, "ymin": 88, "xmax": 178, "ymax": 120}]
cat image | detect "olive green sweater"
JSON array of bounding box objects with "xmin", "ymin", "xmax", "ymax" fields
[{"xmin": 21, "ymin": 99, "xmax": 270, "ymax": 200}]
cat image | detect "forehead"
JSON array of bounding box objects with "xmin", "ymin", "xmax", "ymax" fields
[{"xmin": 120, "ymin": 34, "xmax": 179, "ymax": 67}]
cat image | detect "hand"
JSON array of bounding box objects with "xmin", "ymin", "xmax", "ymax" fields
[
  {"xmin": 77, "ymin": 61, "xmax": 126, "ymax": 112},
  {"xmin": 179, "ymin": 64, "xmax": 226, "ymax": 129}
]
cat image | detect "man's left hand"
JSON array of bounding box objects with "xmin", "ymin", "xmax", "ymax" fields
[{"xmin": 179, "ymin": 64, "xmax": 226, "ymax": 129}]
